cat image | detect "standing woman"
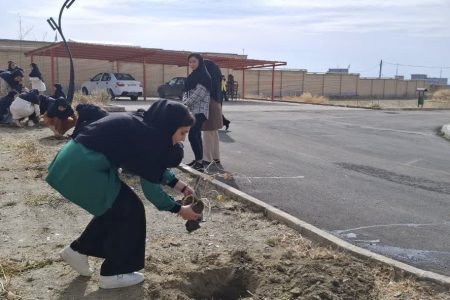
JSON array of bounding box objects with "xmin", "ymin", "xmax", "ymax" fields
[
  {"xmin": 183, "ymin": 53, "xmax": 212, "ymax": 172},
  {"xmin": 29, "ymin": 63, "xmax": 46, "ymax": 92},
  {"xmin": 46, "ymin": 99, "xmax": 200, "ymax": 289},
  {"xmin": 202, "ymin": 60, "xmax": 223, "ymax": 167}
]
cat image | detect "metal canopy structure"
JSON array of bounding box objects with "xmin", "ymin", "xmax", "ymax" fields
[{"xmin": 25, "ymin": 41, "xmax": 287, "ymax": 100}]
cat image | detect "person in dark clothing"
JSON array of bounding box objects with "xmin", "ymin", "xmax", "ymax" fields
[
  {"xmin": 0, "ymin": 69, "xmax": 24, "ymax": 96},
  {"xmin": 0, "ymin": 90, "xmax": 18, "ymax": 124},
  {"xmin": 43, "ymin": 97, "xmax": 77, "ymax": 137},
  {"xmin": 29, "ymin": 63, "xmax": 46, "ymax": 92},
  {"xmin": 7, "ymin": 61, "xmax": 23, "ymax": 72},
  {"xmin": 9, "ymin": 89, "xmax": 40, "ymax": 126},
  {"xmin": 182, "ymin": 53, "xmax": 212, "ymax": 172},
  {"xmin": 202, "ymin": 60, "xmax": 224, "ymax": 166},
  {"xmin": 38, "ymin": 95, "xmax": 56, "ymax": 115},
  {"xmin": 29, "ymin": 63, "xmax": 43, "ymax": 80},
  {"xmin": 71, "ymin": 103, "xmax": 109, "ymax": 138},
  {"xmin": 52, "ymin": 83, "xmax": 66, "ymax": 99},
  {"xmin": 227, "ymin": 74, "xmax": 235, "ymax": 100},
  {"xmin": 46, "ymin": 99, "xmax": 199, "ymax": 289}
]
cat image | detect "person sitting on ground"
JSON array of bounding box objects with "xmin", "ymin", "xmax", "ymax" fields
[
  {"xmin": 9, "ymin": 89, "xmax": 40, "ymax": 127},
  {"xmin": 46, "ymin": 99, "xmax": 200, "ymax": 289},
  {"xmin": 43, "ymin": 97, "xmax": 77, "ymax": 137},
  {"xmin": 29, "ymin": 63, "xmax": 46, "ymax": 92},
  {"xmin": 52, "ymin": 83, "xmax": 66, "ymax": 100},
  {"xmin": 71, "ymin": 103, "xmax": 109, "ymax": 138},
  {"xmin": 0, "ymin": 90, "xmax": 18, "ymax": 124},
  {"xmin": 0, "ymin": 69, "xmax": 24, "ymax": 97}
]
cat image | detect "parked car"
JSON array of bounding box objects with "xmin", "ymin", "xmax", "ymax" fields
[
  {"xmin": 157, "ymin": 77, "xmax": 186, "ymax": 99},
  {"xmin": 81, "ymin": 72, "xmax": 143, "ymax": 101}
]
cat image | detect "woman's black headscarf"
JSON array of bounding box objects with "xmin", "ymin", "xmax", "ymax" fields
[
  {"xmin": 204, "ymin": 59, "xmax": 222, "ymax": 101},
  {"xmin": 29, "ymin": 63, "xmax": 43, "ymax": 81},
  {"xmin": 53, "ymin": 84, "xmax": 66, "ymax": 99},
  {"xmin": 184, "ymin": 53, "xmax": 212, "ymax": 93},
  {"xmin": 46, "ymin": 97, "xmax": 74, "ymax": 119},
  {"xmin": 0, "ymin": 70, "xmax": 24, "ymax": 91},
  {"xmin": 19, "ymin": 89, "xmax": 40, "ymax": 105},
  {"xmin": 143, "ymin": 99, "xmax": 194, "ymax": 140}
]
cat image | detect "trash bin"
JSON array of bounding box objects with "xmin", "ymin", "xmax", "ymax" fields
[{"xmin": 418, "ymin": 95, "xmax": 424, "ymax": 107}]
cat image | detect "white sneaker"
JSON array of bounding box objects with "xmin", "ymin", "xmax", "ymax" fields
[
  {"xmin": 27, "ymin": 120, "xmax": 35, "ymax": 127},
  {"xmin": 99, "ymin": 272, "xmax": 144, "ymax": 289},
  {"xmin": 60, "ymin": 246, "xmax": 93, "ymax": 276},
  {"xmin": 14, "ymin": 120, "xmax": 23, "ymax": 127}
]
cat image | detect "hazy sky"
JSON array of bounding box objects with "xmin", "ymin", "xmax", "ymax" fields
[{"xmin": 2, "ymin": 0, "xmax": 450, "ymax": 79}]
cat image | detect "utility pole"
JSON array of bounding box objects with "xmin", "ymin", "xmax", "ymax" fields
[
  {"xmin": 379, "ymin": 59, "xmax": 383, "ymax": 78},
  {"xmin": 395, "ymin": 63, "xmax": 399, "ymax": 77}
]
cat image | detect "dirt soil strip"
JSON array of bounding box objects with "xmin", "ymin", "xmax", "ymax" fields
[
  {"xmin": 179, "ymin": 164, "xmax": 450, "ymax": 289},
  {"xmin": 1, "ymin": 125, "xmax": 450, "ymax": 299}
]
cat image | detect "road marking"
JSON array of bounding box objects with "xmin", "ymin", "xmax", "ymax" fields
[
  {"xmin": 233, "ymin": 176, "xmax": 305, "ymax": 179},
  {"xmin": 334, "ymin": 221, "xmax": 450, "ymax": 234},
  {"xmin": 405, "ymin": 159, "xmax": 422, "ymax": 166}
]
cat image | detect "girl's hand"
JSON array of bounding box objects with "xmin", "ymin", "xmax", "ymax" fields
[
  {"xmin": 182, "ymin": 185, "xmax": 194, "ymax": 197},
  {"xmin": 175, "ymin": 181, "xmax": 194, "ymax": 197},
  {"xmin": 178, "ymin": 205, "xmax": 202, "ymax": 221}
]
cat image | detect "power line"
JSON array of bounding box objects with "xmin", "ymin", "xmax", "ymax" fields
[{"xmin": 383, "ymin": 61, "xmax": 450, "ymax": 69}]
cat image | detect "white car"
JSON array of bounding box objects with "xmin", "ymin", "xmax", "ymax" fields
[{"xmin": 81, "ymin": 72, "xmax": 143, "ymax": 101}]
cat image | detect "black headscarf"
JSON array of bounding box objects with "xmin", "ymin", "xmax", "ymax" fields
[
  {"xmin": 184, "ymin": 53, "xmax": 212, "ymax": 93},
  {"xmin": 53, "ymin": 84, "xmax": 66, "ymax": 99},
  {"xmin": 18, "ymin": 89, "xmax": 40, "ymax": 105},
  {"xmin": 143, "ymin": 99, "xmax": 194, "ymax": 140},
  {"xmin": 75, "ymin": 100, "xmax": 193, "ymax": 183},
  {"xmin": 204, "ymin": 59, "xmax": 222, "ymax": 101},
  {"xmin": 29, "ymin": 63, "xmax": 43, "ymax": 80},
  {"xmin": 46, "ymin": 97, "xmax": 74, "ymax": 119},
  {"xmin": 0, "ymin": 70, "xmax": 23, "ymax": 91}
]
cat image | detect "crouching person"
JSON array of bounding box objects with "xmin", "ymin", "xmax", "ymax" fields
[
  {"xmin": 43, "ymin": 97, "xmax": 77, "ymax": 137},
  {"xmin": 9, "ymin": 89, "xmax": 40, "ymax": 127},
  {"xmin": 0, "ymin": 91, "xmax": 18, "ymax": 124},
  {"xmin": 46, "ymin": 99, "xmax": 200, "ymax": 289},
  {"xmin": 71, "ymin": 103, "xmax": 109, "ymax": 138}
]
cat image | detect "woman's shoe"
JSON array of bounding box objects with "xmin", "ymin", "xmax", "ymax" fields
[
  {"xmin": 99, "ymin": 272, "xmax": 144, "ymax": 289},
  {"xmin": 224, "ymin": 120, "xmax": 230, "ymax": 130},
  {"xmin": 60, "ymin": 246, "xmax": 93, "ymax": 277},
  {"xmin": 192, "ymin": 161, "xmax": 204, "ymax": 172},
  {"xmin": 186, "ymin": 160, "xmax": 196, "ymax": 167}
]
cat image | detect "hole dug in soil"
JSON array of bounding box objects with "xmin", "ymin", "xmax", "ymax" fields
[{"xmin": 181, "ymin": 266, "xmax": 257, "ymax": 300}]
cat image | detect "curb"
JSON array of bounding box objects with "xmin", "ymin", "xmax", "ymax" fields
[
  {"xmin": 102, "ymin": 105, "xmax": 125, "ymax": 112},
  {"xmin": 241, "ymin": 98, "xmax": 450, "ymax": 111},
  {"xmin": 441, "ymin": 124, "xmax": 450, "ymax": 140},
  {"xmin": 179, "ymin": 164, "xmax": 450, "ymax": 289}
]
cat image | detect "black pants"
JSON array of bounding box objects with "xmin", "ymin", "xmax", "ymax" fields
[
  {"xmin": 70, "ymin": 183, "xmax": 146, "ymax": 276},
  {"xmin": 188, "ymin": 113, "xmax": 207, "ymax": 161},
  {"xmin": 221, "ymin": 90, "xmax": 228, "ymax": 102}
]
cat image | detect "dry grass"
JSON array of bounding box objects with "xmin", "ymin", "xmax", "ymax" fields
[
  {"xmin": 14, "ymin": 140, "xmax": 46, "ymax": 165},
  {"xmin": 0, "ymin": 258, "xmax": 53, "ymax": 300},
  {"xmin": 24, "ymin": 193, "xmax": 62, "ymax": 207},
  {"xmin": 431, "ymin": 89, "xmax": 450, "ymax": 103},
  {"xmin": 72, "ymin": 90, "xmax": 111, "ymax": 107},
  {"xmin": 284, "ymin": 93, "xmax": 330, "ymax": 104},
  {"xmin": 373, "ymin": 267, "xmax": 441, "ymax": 300}
]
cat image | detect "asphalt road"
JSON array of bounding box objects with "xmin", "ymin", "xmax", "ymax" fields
[{"xmin": 118, "ymin": 99, "xmax": 450, "ymax": 276}]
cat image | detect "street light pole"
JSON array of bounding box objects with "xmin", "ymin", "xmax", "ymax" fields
[{"xmin": 47, "ymin": 0, "xmax": 76, "ymax": 104}]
